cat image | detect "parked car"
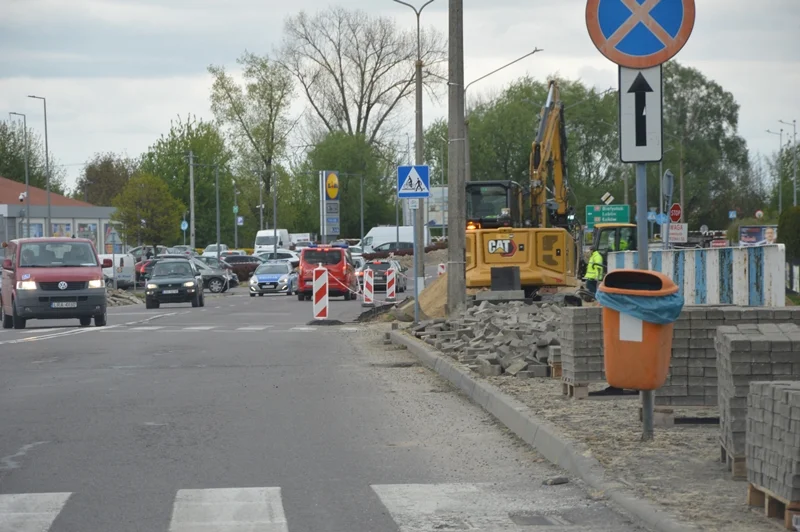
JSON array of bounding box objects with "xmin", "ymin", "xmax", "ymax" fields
[
  {"xmin": 1, "ymin": 237, "xmax": 111, "ymax": 329},
  {"xmin": 129, "ymin": 245, "xmax": 170, "ymax": 262},
  {"xmin": 249, "ymin": 261, "xmax": 297, "ymax": 297},
  {"xmin": 145, "ymin": 259, "xmax": 205, "ymax": 309},
  {"xmin": 257, "ymin": 249, "xmax": 299, "ymax": 265},
  {"xmin": 169, "ymin": 245, "xmax": 197, "ymax": 257},
  {"xmin": 222, "ymin": 254, "xmax": 263, "ymax": 282},
  {"xmin": 99, "ymin": 253, "xmax": 136, "ymax": 288},
  {"xmin": 148, "ymin": 255, "xmax": 235, "ymax": 293},
  {"xmin": 202, "ymin": 244, "xmax": 229, "ymax": 257},
  {"xmin": 360, "ymin": 259, "xmax": 407, "ymax": 292},
  {"xmin": 194, "ymin": 256, "xmax": 238, "ymax": 286}
]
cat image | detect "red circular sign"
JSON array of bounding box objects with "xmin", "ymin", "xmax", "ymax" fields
[{"xmin": 669, "ymin": 203, "xmax": 682, "ymax": 223}]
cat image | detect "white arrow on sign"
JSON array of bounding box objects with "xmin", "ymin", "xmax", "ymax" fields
[{"xmin": 619, "ymin": 65, "xmax": 663, "ymax": 163}]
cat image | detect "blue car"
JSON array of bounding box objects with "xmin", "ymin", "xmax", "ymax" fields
[{"xmin": 249, "ymin": 261, "xmax": 297, "ymax": 297}]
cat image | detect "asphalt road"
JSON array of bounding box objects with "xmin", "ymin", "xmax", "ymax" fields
[{"xmin": 0, "ymin": 289, "xmax": 649, "ymax": 532}]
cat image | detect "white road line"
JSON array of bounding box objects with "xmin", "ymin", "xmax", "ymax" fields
[
  {"xmin": 20, "ymin": 328, "xmax": 58, "ymax": 334},
  {"xmin": 0, "ymin": 492, "xmax": 72, "ymax": 532},
  {"xmin": 130, "ymin": 326, "xmax": 164, "ymax": 331},
  {"xmin": 289, "ymin": 326, "xmax": 316, "ymax": 331},
  {"xmin": 183, "ymin": 326, "xmax": 216, "ymax": 330},
  {"xmin": 236, "ymin": 326, "xmax": 273, "ymax": 331},
  {"xmin": 340, "ymin": 327, "xmax": 359, "ymax": 332},
  {"xmin": 168, "ymin": 487, "xmax": 288, "ymax": 532}
]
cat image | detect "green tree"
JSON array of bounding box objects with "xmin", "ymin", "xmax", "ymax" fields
[
  {"xmin": 778, "ymin": 207, "xmax": 800, "ymax": 261},
  {"xmin": 208, "ymin": 51, "xmax": 295, "ymax": 203},
  {"xmin": 301, "ymin": 132, "xmax": 395, "ymax": 238},
  {"xmin": 0, "ymin": 120, "xmax": 66, "ymax": 193},
  {"xmin": 111, "ymin": 174, "xmax": 183, "ymax": 248},
  {"xmin": 138, "ymin": 116, "xmax": 237, "ymax": 248},
  {"xmin": 73, "ymin": 152, "xmax": 138, "ymax": 205}
]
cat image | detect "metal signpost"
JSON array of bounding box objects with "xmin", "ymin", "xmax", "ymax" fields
[
  {"xmin": 397, "ymin": 165, "xmax": 430, "ymax": 324},
  {"xmin": 181, "ymin": 220, "xmax": 188, "ymax": 246},
  {"xmin": 586, "ymin": 0, "xmax": 695, "ymax": 441}
]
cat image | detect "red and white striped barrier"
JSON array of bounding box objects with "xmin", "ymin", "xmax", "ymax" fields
[
  {"xmin": 313, "ymin": 267, "xmax": 328, "ymax": 319},
  {"xmin": 362, "ymin": 268, "xmax": 374, "ymax": 307},
  {"xmin": 438, "ymin": 263, "xmax": 446, "ymax": 276},
  {"xmin": 386, "ymin": 268, "xmax": 396, "ymax": 301}
]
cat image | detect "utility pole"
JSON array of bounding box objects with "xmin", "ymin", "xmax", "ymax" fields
[
  {"xmin": 780, "ymin": 119, "xmax": 797, "ymax": 207},
  {"xmin": 259, "ymin": 177, "xmax": 264, "ymax": 230},
  {"xmin": 767, "ymin": 129, "xmax": 784, "ymax": 214},
  {"xmin": 360, "ymin": 175, "xmax": 365, "ymax": 246},
  {"xmin": 9, "ymin": 112, "xmax": 30, "ymax": 238},
  {"xmin": 678, "ymin": 134, "xmax": 685, "ymax": 222},
  {"xmin": 27, "ymin": 95, "xmax": 51, "ymax": 235},
  {"xmin": 188, "ymin": 150, "xmax": 196, "ymax": 249},
  {"xmin": 233, "ymin": 181, "xmax": 239, "ymax": 249},
  {"xmin": 215, "ymin": 165, "xmax": 221, "ymax": 262},
  {"xmin": 623, "ymin": 170, "xmax": 629, "ymax": 205},
  {"xmin": 394, "ymin": 0, "xmax": 433, "ymax": 296},
  {"xmin": 447, "ymin": 0, "xmax": 466, "ymax": 315}
]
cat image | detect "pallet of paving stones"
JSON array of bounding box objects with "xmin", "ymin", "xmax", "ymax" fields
[{"xmin": 747, "ymin": 483, "xmax": 800, "ymax": 530}]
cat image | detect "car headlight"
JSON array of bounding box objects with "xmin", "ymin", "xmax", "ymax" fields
[
  {"xmin": 88, "ymin": 279, "xmax": 103, "ymax": 288},
  {"xmin": 16, "ymin": 281, "xmax": 36, "ymax": 290},
  {"xmin": 278, "ymin": 276, "xmax": 288, "ymax": 283},
  {"xmin": 183, "ymin": 281, "xmax": 195, "ymax": 287},
  {"xmin": 250, "ymin": 277, "xmax": 258, "ymax": 284},
  {"xmin": 146, "ymin": 283, "xmax": 157, "ymax": 290}
]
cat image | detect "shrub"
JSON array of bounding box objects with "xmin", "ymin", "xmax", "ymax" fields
[{"xmin": 778, "ymin": 207, "xmax": 800, "ymax": 261}]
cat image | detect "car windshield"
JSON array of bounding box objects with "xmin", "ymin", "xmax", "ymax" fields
[
  {"xmin": 20, "ymin": 242, "xmax": 98, "ymax": 267},
  {"xmin": 366, "ymin": 263, "xmax": 391, "ymax": 271},
  {"xmin": 255, "ymin": 235, "xmax": 278, "ymax": 246},
  {"xmin": 303, "ymin": 250, "xmax": 342, "ymax": 265},
  {"xmin": 205, "ymin": 245, "xmax": 222, "ymax": 252},
  {"xmin": 152, "ymin": 262, "xmax": 193, "ymax": 277},
  {"xmin": 255, "ymin": 264, "xmax": 288, "ymax": 275}
]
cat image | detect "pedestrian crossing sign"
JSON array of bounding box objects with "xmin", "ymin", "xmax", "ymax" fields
[{"xmin": 397, "ymin": 165, "xmax": 430, "ymax": 199}]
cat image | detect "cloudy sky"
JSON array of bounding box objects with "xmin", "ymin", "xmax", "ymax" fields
[{"xmin": 1, "ymin": 0, "xmax": 798, "ymax": 191}]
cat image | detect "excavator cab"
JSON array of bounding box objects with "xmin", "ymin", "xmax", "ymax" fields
[
  {"xmin": 466, "ymin": 180, "xmax": 523, "ymax": 230},
  {"xmin": 592, "ymin": 223, "xmax": 637, "ymax": 273}
]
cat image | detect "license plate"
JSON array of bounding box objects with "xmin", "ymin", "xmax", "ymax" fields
[
  {"xmin": 163, "ymin": 289, "xmax": 179, "ymax": 294},
  {"xmin": 51, "ymin": 302, "xmax": 77, "ymax": 308}
]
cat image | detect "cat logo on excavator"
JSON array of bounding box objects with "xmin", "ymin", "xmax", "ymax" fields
[{"xmin": 487, "ymin": 238, "xmax": 517, "ymax": 257}]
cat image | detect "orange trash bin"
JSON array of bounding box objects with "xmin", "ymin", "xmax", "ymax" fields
[{"xmin": 596, "ymin": 269, "xmax": 682, "ymax": 391}]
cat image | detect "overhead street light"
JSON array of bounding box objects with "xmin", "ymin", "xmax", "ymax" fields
[
  {"xmin": 779, "ymin": 119, "xmax": 797, "ymax": 207},
  {"xmin": 9, "ymin": 112, "xmax": 30, "ymax": 237},
  {"xmin": 27, "ymin": 95, "xmax": 51, "ymax": 235}
]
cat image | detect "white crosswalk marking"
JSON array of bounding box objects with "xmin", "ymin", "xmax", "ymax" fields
[
  {"xmin": 236, "ymin": 326, "xmax": 273, "ymax": 331},
  {"xmin": 289, "ymin": 326, "xmax": 316, "ymax": 331},
  {"xmin": 168, "ymin": 487, "xmax": 288, "ymax": 532},
  {"xmin": 0, "ymin": 492, "xmax": 71, "ymax": 532},
  {"xmin": 130, "ymin": 326, "xmax": 164, "ymax": 331},
  {"xmin": 183, "ymin": 326, "xmax": 216, "ymax": 330},
  {"xmin": 372, "ymin": 483, "xmax": 582, "ymax": 531}
]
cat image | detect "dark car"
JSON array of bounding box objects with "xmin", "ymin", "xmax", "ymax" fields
[
  {"xmin": 361, "ymin": 260, "xmax": 407, "ymax": 292},
  {"xmin": 223, "ymin": 254, "xmax": 263, "ymax": 282},
  {"xmin": 145, "ymin": 259, "xmax": 205, "ymax": 309}
]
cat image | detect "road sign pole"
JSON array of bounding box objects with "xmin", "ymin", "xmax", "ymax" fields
[
  {"xmin": 412, "ymin": 200, "xmax": 420, "ymax": 324},
  {"xmin": 635, "ymin": 161, "xmax": 655, "ymax": 441}
]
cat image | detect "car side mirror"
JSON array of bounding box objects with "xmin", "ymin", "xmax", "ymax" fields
[
  {"xmin": 2, "ymin": 258, "xmax": 13, "ymax": 270},
  {"xmin": 102, "ymin": 258, "xmax": 113, "ymax": 268}
]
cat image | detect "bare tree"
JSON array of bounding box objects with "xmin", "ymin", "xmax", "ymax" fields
[
  {"xmin": 208, "ymin": 51, "xmax": 296, "ymax": 193},
  {"xmin": 278, "ymin": 6, "xmax": 446, "ymax": 145}
]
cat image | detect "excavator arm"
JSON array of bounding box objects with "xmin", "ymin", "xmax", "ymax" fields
[{"xmin": 529, "ymin": 81, "xmax": 570, "ymax": 230}]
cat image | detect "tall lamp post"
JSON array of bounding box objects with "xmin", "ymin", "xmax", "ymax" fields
[
  {"xmin": 779, "ymin": 119, "xmax": 797, "ymax": 207},
  {"xmin": 767, "ymin": 129, "xmax": 784, "ymax": 214},
  {"xmin": 394, "ymin": 0, "xmax": 435, "ymax": 299},
  {"xmin": 27, "ymin": 95, "xmax": 51, "ymax": 236},
  {"xmin": 9, "ymin": 112, "xmax": 30, "ymax": 237}
]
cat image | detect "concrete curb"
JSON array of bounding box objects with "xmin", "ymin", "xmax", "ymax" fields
[{"xmin": 390, "ymin": 330, "xmax": 697, "ymax": 532}]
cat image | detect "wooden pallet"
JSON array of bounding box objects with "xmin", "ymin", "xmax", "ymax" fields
[
  {"xmin": 747, "ymin": 483, "xmax": 800, "ymax": 529},
  {"xmin": 720, "ymin": 443, "xmax": 747, "ymax": 480},
  {"xmin": 561, "ymin": 381, "xmax": 588, "ymax": 400},
  {"xmin": 549, "ymin": 361, "xmax": 562, "ymax": 378}
]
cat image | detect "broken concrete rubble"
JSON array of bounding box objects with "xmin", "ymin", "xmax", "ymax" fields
[{"xmin": 409, "ymin": 299, "xmax": 565, "ymax": 379}]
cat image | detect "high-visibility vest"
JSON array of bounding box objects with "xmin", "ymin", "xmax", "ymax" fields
[{"xmin": 584, "ymin": 251, "xmax": 604, "ymax": 280}]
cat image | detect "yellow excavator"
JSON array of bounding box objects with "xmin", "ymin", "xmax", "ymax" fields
[{"xmin": 464, "ymin": 80, "xmax": 634, "ymax": 298}]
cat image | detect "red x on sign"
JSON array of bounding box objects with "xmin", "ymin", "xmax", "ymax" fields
[{"xmin": 586, "ymin": 0, "xmax": 696, "ymax": 69}]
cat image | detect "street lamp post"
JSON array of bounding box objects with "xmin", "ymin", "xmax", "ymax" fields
[
  {"xmin": 9, "ymin": 112, "xmax": 30, "ymax": 238},
  {"xmin": 767, "ymin": 129, "xmax": 784, "ymax": 214},
  {"xmin": 779, "ymin": 119, "xmax": 798, "ymax": 207},
  {"xmin": 463, "ymin": 48, "xmax": 542, "ymax": 183},
  {"xmin": 27, "ymin": 95, "xmax": 51, "ymax": 235},
  {"xmin": 394, "ymin": 0, "xmax": 434, "ymax": 304},
  {"xmin": 233, "ymin": 180, "xmax": 239, "ymax": 249}
]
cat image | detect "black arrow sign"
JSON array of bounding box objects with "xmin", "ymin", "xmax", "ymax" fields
[{"xmin": 628, "ymin": 72, "xmax": 653, "ymax": 147}]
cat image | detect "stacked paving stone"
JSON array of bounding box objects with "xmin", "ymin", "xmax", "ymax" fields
[
  {"xmin": 658, "ymin": 307, "xmax": 800, "ymax": 407},
  {"xmin": 716, "ymin": 323, "xmax": 800, "ymax": 464},
  {"xmin": 559, "ymin": 307, "xmax": 605, "ymax": 384},
  {"xmin": 747, "ymin": 380, "xmax": 800, "ymax": 502},
  {"xmin": 409, "ymin": 301, "xmax": 563, "ymax": 378}
]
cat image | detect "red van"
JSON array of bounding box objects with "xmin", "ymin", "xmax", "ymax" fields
[
  {"xmin": 1, "ymin": 238, "xmax": 112, "ymax": 329},
  {"xmin": 297, "ymin": 245, "xmax": 357, "ymax": 301}
]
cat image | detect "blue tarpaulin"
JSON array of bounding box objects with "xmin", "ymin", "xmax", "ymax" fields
[{"xmin": 596, "ymin": 290, "xmax": 684, "ymax": 325}]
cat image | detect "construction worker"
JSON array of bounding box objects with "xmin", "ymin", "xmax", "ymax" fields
[{"xmin": 584, "ymin": 246, "xmax": 604, "ymax": 295}]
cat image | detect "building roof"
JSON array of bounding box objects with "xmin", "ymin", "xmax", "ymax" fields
[{"xmin": 0, "ymin": 176, "xmax": 94, "ymax": 207}]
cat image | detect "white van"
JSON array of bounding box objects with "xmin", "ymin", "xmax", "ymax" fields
[
  {"xmin": 361, "ymin": 226, "xmax": 430, "ymax": 253},
  {"xmin": 99, "ymin": 253, "xmax": 136, "ymax": 288},
  {"xmin": 254, "ymin": 229, "xmax": 290, "ymax": 255}
]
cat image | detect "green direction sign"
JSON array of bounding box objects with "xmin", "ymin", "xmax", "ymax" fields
[
  {"xmin": 585, "ymin": 204, "xmax": 630, "ymax": 229},
  {"xmin": 233, "ymin": 205, "xmax": 239, "ymax": 214}
]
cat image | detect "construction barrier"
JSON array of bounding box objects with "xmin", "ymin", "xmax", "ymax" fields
[
  {"xmin": 438, "ymin": 263, "xmax": 446, "ymax": 276},
  {"xmin": 362, "ymin": 268, "xmax": 374, "ymax": 307},
  {"xmin": 386, "ymin": 268, "xmax": 396, "ymax": 301},
  {"xmin": 608, "ymin": 245, "xmax": 785, "ymax": 307},
  {"xmin": 313, "ymin": 267, "xmax": 328, "ymax": 319}
]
